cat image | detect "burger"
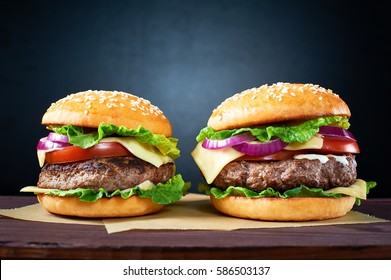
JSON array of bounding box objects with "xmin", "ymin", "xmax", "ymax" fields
[
  {"xmin": 21, "ymin": 90, "xmax": 190, "ymax": 218},
  {"xmin": 191, "ymin": 82, "xmax": 376, "ymax": 221}
]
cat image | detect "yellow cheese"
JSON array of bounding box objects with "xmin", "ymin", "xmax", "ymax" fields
[
  {"xmin": 20, "ymin": 180, "xmax": 156, "ymax": 194},
  {"xmin": 100, "ymin": 137, "xmax": 173, "ymax": 168},
  {"xmin": 284, "ymin": 135, "xmax": 323, "ymax": 150},
  {"xmin": 325, "ymin": 179, "xmax": 367, "ymax": 199},
  {"xmin": 37, "ymin": 137, "xmax": 173, "ymax": 168},
  {"xmin": 191, "ymin": 142, "xmax": 244, "ymax": 184},
  {"xmin": 20, "ymin": 186, "xmax": 52, "ymax": 194},
  {"xmin": 37, "ymin": 150, "xmax": 46, "ymax": 168}
]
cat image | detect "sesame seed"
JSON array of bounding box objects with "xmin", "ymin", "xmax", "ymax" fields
[{"xmin": 318, "ymin": 87, "xmax": 326, "ymax": 93}]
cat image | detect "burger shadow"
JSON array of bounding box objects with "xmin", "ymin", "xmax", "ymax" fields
[
  {"xmin": 171, "ymin": 196, "xmax": 222, "ymax": 216},
  {"xmin": 154, "ymin": 196, "xmax": 221, "ymax": 220}
]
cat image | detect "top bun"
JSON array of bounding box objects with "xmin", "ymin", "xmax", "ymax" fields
[
  {"xmin": 42, "ymin": 90, "xmax": 172, "ymax": 136},
  {"xmin": 208, "ymin": 82, "xmax": 351, "ymax": 131}
]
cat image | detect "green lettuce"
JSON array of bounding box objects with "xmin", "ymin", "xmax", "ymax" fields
[
  {"xmin": 51, "ymin": 123, "xmax": 180, "ymax": 159},
  {"xmin": 48, "ymin": 174, "xmax": 191, "ymax": 204},
  {"xmin": 196, "ymin": 116, "xmax": 350, "ymax": 143},
  {"xmin": 199, "ymin": 181, "xmax": 377, "ymax": 206}
]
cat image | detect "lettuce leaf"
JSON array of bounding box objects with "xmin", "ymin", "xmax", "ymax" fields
[
  {"xmin": 199, "ymin": 180, "xmax": 376, "ymax": 206},
  {"xmin": 51, "ymin": 123, "xmax": 180, "ymax": 159},
  {"xmin": 47, "ymin": 174, "xmax": 191, "ymax": 204},
  {"xmin": 196, "ymin": 116, "xmax": 350, "ymax": 143},
  {"xmin": 199, "ymin": 184, "xmax": 341, "ymax": 199}
]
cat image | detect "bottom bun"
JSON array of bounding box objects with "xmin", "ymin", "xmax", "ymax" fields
[
  {"xmin": 37, "ymin": 194, "xmax": 164, "ymax": 218},
  {"xmin": 210, "ymin": 195, "xmax": 356, "ymax": 221}
]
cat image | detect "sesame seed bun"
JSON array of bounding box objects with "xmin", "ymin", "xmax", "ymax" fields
[
  {"xmin": 210, "ymin": 195, "xmax": 356, "ymax": 221},
  {"xmin": 37, "ymin": 90, "xmax": 178, "ymax": 218},
  {"xmin": 208, "ymin": 83, "xmax": 350, "ymax": 131},
  {"xmin": 42, "ymin": 90, "xmax": 172, "ymax": 137},
  {"xmin": 195, "ymin": 82, "xmax": 358, "ymax": 222},
  {"xmin": 37, "ymin": 194, "xmax": 164, "ymax": 218}
]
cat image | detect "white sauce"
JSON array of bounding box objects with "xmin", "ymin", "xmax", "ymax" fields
[
  {"xmin": 332, "ymin": 155, "xmax": 349, "ymax": 165},
  {"xmin": 293, "ymin": 154, "xmax": 348, "ymax": 165}
]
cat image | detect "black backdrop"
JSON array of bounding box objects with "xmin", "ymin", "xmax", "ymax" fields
[{"xmin": 0, "ymin": 0, "xmax": 389, "ymax": 198}]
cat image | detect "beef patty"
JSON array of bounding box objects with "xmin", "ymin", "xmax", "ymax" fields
[
  {"xmin": 37, "ymin": 155, "xmax": 175, "ymax": 192},
  {"xmin": 212, "ymin": 155, "xmax": 357, "ymax": 192}
]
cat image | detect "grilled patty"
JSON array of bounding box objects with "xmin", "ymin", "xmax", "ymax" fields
[
  {"xmin": 37, "ymin": 156, "xmax": 175, "ymax": 192},
  {"xmin": 212, "ymin": 155, "xmax": 357, "ymax": 192}
]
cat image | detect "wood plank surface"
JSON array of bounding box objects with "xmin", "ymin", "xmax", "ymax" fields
[{"xmin": 1, "ymin": 196, "xmax": 390, "ymax": 259}]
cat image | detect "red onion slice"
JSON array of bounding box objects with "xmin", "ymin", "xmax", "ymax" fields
[
  {"xmin": 47, "ymin": 132, "xmax": 69, "ymax": 143},
  {"xmin": 37, "ymin": 137, "xmax": 71, "ymax": 150},
  {"xmin": 202, "ymin": 132, "xmax": 256, "ymax": 150},
  {"xmin": 319, "ymin": 126, "xmax": 356, "ymax": 141},
  {"xmin": 232, "ymin": 138, "xmax": 288, "ymax": 156}
]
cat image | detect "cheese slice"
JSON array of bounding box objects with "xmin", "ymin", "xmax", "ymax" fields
[
  {"xmin": 20, "ymin": 180, "xmax": 156, "ymax": 194},
  {"xmin": 100, "ymin": 137, "xmax": 173, "ymax": 168},
  {"xmin": 21, "ymin": 186, "xmax": 56, "ymax": 194},
  {"xmin": 37, "ymin": 150, "xmax": 46, "ymax": 168},
  {"xmin": 284, "ymin": 135, "xmax": 323, "ymax": 150},
  {"xmin": 325, "ymin": 179, "xmax": 367, "ymax": 199},
  {"xmin": 38, "ymin": 137, "xmax": 173, "ymax": 168},
  {"xmin": 191, "ymin": 142, "xmax": 243, "ymax": 184}
]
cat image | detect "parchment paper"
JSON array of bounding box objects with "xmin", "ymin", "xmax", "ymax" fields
[
  {"xmin": 0, "ymin": 203, "xmax": 103, "ymax": 225},
  {"xmin": 0, "ymin": 194, "xmax": 387, "ymax": 234}
]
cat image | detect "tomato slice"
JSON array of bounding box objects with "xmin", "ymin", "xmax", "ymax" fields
[
  {"xmin": 45, "ymin": 142, "xmax": 132, "ymax": 164},
  {"xmin": 320, "ymin": 137, "xmax": 360, "ymax": 154},
  {"xmin": 237, "ymin": 137, "xmax": 360, "ymax": 161}
]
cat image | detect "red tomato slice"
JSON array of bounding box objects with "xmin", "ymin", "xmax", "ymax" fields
[
  {"xmin": 45, "ymin": 142, "xmax": 132, "ymax": 164},
  {"xmin": 319, "ymin": 137, "xmax": 360, "ymax": 154},
  {"xmin": 237, "ymin": 137, "xmax": 360, "ymax": 161}
]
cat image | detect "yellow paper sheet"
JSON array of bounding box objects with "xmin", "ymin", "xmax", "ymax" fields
[
  {"xmin": 103, "ymin": 193, "xmax": 388, "ymax": 233},
  {"xmin": 0, "ymin": 203, "xmax": 103, "ymax": 225},
  {"xmin": 0, "ymin": 194, "xmax": 387, "ymax": 234}
]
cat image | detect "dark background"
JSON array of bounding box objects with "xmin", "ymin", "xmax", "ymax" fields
[{"xmin": 0, "ymin": 0, "xmax": 389, "ymax": 198}]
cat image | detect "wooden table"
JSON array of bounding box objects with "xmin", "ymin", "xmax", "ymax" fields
[{"xmin": 1, "ymin": 196, "xmax": 390, "ymax": 259}]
